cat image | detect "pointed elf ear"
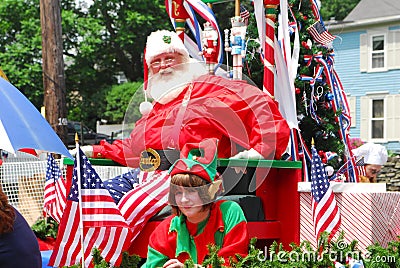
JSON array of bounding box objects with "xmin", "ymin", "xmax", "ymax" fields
[{"xmin": 208, "ymin": 180, "xmax": 223, "ymax": 199}]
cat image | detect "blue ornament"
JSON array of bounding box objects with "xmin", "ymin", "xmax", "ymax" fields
[{"xmin": 325, "ymin": 93, "xmax": 334, "ymax": 101}]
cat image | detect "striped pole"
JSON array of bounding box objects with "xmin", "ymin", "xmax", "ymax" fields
[
  {"xmin": 172, "ymin": 0, "xmax": 189, "ymax": 42},
  {"xmin": 175, "ymin": 18, "xmax": 186, "ymax": 41},
  {"xmin": 263, "ymin": 1, "xmax": 279, "ymax": 96}
]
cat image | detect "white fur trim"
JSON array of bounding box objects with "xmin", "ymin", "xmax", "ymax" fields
[
  {"xmin": 145, "ymin": 30, "xmax": 189, "ymax": 65},
  {"xmin": 139, "ymin": 101, "xmax": 153, "ymax": 116}
]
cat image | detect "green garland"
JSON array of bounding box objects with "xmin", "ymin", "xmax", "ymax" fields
[
  {"xmin": 31, "ymin": 217, "xmax": 58, "ymax": 240},
  {"xmin": 62, "ymin": 232, "xmax": 400, "ymax": 268}
]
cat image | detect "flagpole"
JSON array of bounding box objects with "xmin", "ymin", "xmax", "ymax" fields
[{"xmin": 75, "ymin": 133, "xmax": 85, "ymax": 268}]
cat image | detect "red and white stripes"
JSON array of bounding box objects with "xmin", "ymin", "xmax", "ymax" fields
[
  {"xmin": 300, "ymin": 192, "xmax": 400, "ymax": 252},
  {"xmin": 118, "ymin": 170, "xmax": 171, "ymax": 243}
]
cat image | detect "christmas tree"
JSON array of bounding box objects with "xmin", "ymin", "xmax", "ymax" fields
[{"xmin": 241, "ymin": 0, "xmax": 356, "ymax": 180}]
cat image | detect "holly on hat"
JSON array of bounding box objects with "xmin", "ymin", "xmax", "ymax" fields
[
  {"xmin": 169, "ymin": 138, "xmax": 222, "ymax": 198},
  {"xmin": 145, "ymin": 30, "xmax": 190, "ymax": 65}
]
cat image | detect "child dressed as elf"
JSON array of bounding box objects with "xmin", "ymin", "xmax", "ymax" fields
[{"xmin": 143, "ymin": 138, "xmax": 249, "ymax": 268}]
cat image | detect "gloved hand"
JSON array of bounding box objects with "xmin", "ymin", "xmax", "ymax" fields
[
  {"xmin": 229, "ymin": 148, "xmax": 264, "ymax": 174},
  {"xmin": 69, "ymin": 145, "xmax": 94, "ymax": 158},
  {"xmin": 230, "ymin": 148, "xmax": 264, "ymax": 160}
]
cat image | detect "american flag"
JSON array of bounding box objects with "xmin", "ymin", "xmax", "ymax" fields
[
  {"xmin": 48, "ymin": 148, "xmax": 132, "ymax": 268},
  {"xmin": 307, "ymin": 21, "xmax": 335, "ymax": 46},
  {"xmin": 311, "ymin": 144, "xmax": 341, "ymax": 241},
  {"xmin": 355, "ymin": 157, "xmax": 367, "ymax": 177},
  {"xmin": 240, "ymin": 5, "xmax": 250, "ymax": 26},
  {"xmin": 331, "ymin": 156, "xmax": 363, "ymax": 182},
  {"xmin": 118, "ymin": 170, "xmax": 170, "ymax": 244},
  {"xmin": 43, "ymin": 154, "xmax": 66, "ymax": 223},
  {"xmin": 309, "ymin": 0, "xmax": 322, "ymax": 21},
  {"xmin": 104, "ymin": 169, "xmax": 140, "ymax": 204}
]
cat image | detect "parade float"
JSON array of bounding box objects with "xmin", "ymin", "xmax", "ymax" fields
[
  {"xmin": 56, "ymin": 0, "xmax": 399, "ymax": 267},
  {"xmin": 1, "ymin": 0, "xmax": 399, "ymax": 267}
]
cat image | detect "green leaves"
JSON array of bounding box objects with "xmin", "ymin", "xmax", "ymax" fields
[
  {"xmin": 53, "ymin": 233, "xmax": 400, "ymax": 268},
  {"xmin": 31, "ymin": 217, "xmax": 59, "ymax": 240}
]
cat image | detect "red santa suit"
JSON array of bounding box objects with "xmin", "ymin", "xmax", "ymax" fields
[{"xmin": 93, "ymin": 74, "xmax": 290, "ymax": 166}]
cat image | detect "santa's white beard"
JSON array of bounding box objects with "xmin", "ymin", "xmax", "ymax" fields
[{"xmin": 147, "ymin": 61, "xmax": 207, "ymax": 104}]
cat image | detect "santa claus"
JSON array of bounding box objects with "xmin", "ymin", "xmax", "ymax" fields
[{"xmin": 72, "ymin": 29, "xmax": 290, "ymax": 247}]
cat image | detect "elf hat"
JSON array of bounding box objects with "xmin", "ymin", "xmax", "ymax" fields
[
  {"xmin": 352, "ymin": 143, "xmax": 388, "ymax": 166},
  {"xmin": 169, "ymin": 138, "xmax": 222, "ymax": 198},
  {"xmin": 145, "ymin": 30, "xmax": 190, "ymax": 65}
]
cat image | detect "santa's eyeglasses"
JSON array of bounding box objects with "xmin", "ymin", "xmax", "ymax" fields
[{"xmin": 150, "ymin": 57, "xmax": 176, "ymax": 69}]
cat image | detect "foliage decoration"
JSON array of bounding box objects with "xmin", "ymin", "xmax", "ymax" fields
[
  {"xmin": 57, "ymin": 232, "xmax": 400, "ymax": 267},
  {"xmin": 31, "ymin": 217, "xmax": 59, "ymax": 240}
]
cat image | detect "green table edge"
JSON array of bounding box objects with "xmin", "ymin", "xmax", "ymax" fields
[{"xmin": 63, "ymin": 158, "xmax": 302, "ymax": 169}]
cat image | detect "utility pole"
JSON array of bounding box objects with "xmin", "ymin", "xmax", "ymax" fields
[{"xmin": 39, "ymin": 0, "xmax": 68, "ymax": 144}]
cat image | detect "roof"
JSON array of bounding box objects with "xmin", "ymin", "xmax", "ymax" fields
[{"xmin": 344, "ymin": 0, "xmax": 400, "ymax": 21}]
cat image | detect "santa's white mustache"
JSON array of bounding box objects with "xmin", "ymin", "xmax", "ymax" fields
[{"xmin": 158, "ymin": 67, "xmax": 174, "ymax": 75}]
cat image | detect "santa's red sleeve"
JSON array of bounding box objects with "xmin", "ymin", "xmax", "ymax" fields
[
  {"xmin": 193, "ymin": 75, "xmax": 290, "ymax": 159},
  {"xmin": 92, "ymin": 138, "xmax": 139, "ymax": 167}
]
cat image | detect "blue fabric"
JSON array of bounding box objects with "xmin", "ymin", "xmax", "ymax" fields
[
  {"xmin": 104, "ymin": 168, "xmax": 140, "ymax": 203},
  {"xmin": 0, "ymin": 78, "xmax": 72, "ymax": 158},
  {"xmin": 0, "ymin": 208, "xmax": 42, "ymax": 268},
  {"xmin": 40, "ymin": 250, "xmax": 53, "ymax": 268}
]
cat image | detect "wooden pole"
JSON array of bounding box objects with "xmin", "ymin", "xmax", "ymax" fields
[
  {"xmin": 235, "ymin": 0, "xmax": 240, "ymax": 16},
  {"xmin": 39, "ymin": 0, "xmax": 68, "ymax": 145}
]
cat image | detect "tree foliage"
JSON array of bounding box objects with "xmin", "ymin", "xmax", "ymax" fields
[
  {"xmin": 320, "ymin": 0, "xmax": 361, "ymax": 21},
  {"xmin": 0, "ymin": 0, "xmax": 170, "ymax": 129},
  {"xmin": 104, "ymin": 81, "xmax": 143, "ymax": 124},
  {"xmin": 0, "ymin": 0, "xmax": 43, "ymax": 107}
]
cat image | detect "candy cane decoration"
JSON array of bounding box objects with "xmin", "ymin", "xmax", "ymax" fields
[
  {"xmin": 263, "ymin": 0, "xmax": 279, "ymax": 96},
  {"xmin": 169, "ymin": 0, "xmax": 189, "ymax": 41}
]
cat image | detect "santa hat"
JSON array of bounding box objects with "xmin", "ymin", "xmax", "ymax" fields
[
  {"xmin": 352, "ymin": 143, "xmax": 388, "ymax": 166},
  {"xmin": 169, "ymin": 138, "xmax": 222, "ymax": 198},
  {"xmin": 145, "ymin": 30, "xmax": 190, "ymax": 65}
]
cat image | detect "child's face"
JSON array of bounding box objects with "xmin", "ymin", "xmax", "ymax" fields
[{"xmin": 174, "ymin": 185, "xmax": 210, "ymax": 223}]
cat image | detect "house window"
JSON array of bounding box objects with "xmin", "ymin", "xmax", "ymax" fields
[
  {"xmin": 371, "ymin": 99, "xmax": 384, "ymax": 139},
  {"xmin": 371, "ymin": 35, "xmax": 385, "ymax": 69}
]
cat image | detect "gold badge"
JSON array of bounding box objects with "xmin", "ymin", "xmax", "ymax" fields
[{"xmin": 139, "ymin": 148, "xmax": 161, "ymax": 172}]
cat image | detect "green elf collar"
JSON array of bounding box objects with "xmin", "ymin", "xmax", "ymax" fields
[{"xmin": 169, "ymin": 214, "xmax": 199, "ymax": 263}]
